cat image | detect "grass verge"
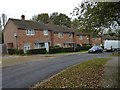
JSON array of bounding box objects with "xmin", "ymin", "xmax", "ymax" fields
[
  {"xmin": 112, "ymin": 52, "xmax": 120, "ymax": 56},
  {"xmin": 32, "ymin": 58, "xmax": 110, "ymax": 89}
]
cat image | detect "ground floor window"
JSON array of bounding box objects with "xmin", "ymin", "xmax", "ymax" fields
[
  {"xmin": 34, "ymin": 42, "xmax": 45, "ymax": 49},
  {"xmin": 64, "ymin": 43, "xmax": 74, "ymax": 48}
]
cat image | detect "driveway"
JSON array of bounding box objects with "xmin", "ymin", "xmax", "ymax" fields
[{"xmin": 2, "ymin": 52, "xmax": 111, "ymax": 88}]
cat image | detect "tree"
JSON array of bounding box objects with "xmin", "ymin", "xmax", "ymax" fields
[
  {"xmin": 72, "ymin": 0, "xmax": 120, "ymax": 35},
  {"xmin": 50, "ymin": 12, "xmax": 71, "ymax": 27},
  {"xmin": 0, "ymin": 13, "xmax": 7, "ymax": 43},
  {"xmin": 31, "ymin": 12, "xmax": 71, "ymax": 27},
  {"xmin": 2, "ymin": 13, "xmax": 7, "ymax": 27},
  {"xmin": 71, "ymin": 18, "xmax": 80, "ymax": 29},
  {"xmin": 32, "ymin": 13, "xmax": 49, "ymax": 24}
]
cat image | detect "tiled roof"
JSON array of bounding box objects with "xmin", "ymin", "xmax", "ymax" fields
[
  {"xmin": 75, "ymin": 31, "xmax": 90, "ymax": 35},
  {"xmin": 45, "ymin": 24, "xmax": 74, "ymax": 33},
  {"xmin": 102, "ymin": 35, "xmax": 119, "ymax": 40},
  {"xmin": 9, "ymin": 18, "xmax": 74, "ymax": 32},
  {"xmin": 9, "ymin": 18, "xmax": 47, "ymax": 30}
]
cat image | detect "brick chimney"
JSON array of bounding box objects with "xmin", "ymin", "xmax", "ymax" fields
[{"xmin": 21, "ymin": 15, "xmax": 25, "ymax": 20}]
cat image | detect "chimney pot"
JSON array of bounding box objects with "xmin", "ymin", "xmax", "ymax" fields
[{"xmin": 21, "ymin": 15, "xmax": 25, "ymax": 20}]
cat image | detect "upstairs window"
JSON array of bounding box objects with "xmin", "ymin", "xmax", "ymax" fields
[
  {"xmin": 79, "ymin": 35, "xmax": 83, "ymax": 40},
  {"xmin": 58, "ymin": 32, "xmax": 63, "ymax": 38},
  {"xmin": 86, "ymin": 36, "xmax": 89, "ymax": 39},
  {"xmin": 26, "ymin": 29, "xmax": 35, "ymax": 35},
  {"xmin": 43, "ymin": 30, "xmax": 48, "ymax": 36},
  {"xmin": 68, "ymin": 33, "xmax": 72, "ymax": 38}
]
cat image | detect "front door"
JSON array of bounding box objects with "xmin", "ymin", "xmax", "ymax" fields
[
  {"xmin": 24, "ymin": 43, "xmax": 31, "ymax": 53},
  {"xmin": 45, "ymin": 42, "xmax": 49, "ymax": 52}
]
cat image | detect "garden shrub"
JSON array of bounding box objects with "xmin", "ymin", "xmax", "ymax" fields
[
  {"xmin": 8, "ymin": 49, "xmax": 24, "ymax": 55},
  {"xmin": 49, "ymin": 47, "xmax": 63, "ymax": 54},
  {"xmin": 27, "ymin": 48, "xmax": 46, "ymax": 54},
  {"xmin": 49, "ymin": 47, "xmax": 75, "ymax": 54}
]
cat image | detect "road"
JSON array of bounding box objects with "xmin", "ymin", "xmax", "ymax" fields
[{"xmin": 2, "ymin": 52, "xmax": 111, "ymax": 88}]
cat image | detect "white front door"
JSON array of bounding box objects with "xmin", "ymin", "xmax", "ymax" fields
[
  {"xmin": 24, "ymin": 43, "xmax": 31, "ymax": 53},
  {"xmin": 45, "ymin": 42, "xmax": 49, "ymax": 52}
]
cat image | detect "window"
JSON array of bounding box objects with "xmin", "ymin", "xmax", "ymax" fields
[
  {"xmin": 35, "ymin": 42, "xmax": 45, "ymax": 49},
  {"xmin": 86, "ymin": 36, "xmax": 89, "ymax": 39},
  {"xmin": 79, "ymin": 35, "xmax": 83, "ymax": 40},
  {"xmin": 99, "ymin": 37, "xmax": 101, "ymax": 40},
  {"xmin": 26, "ymin": 29, "xmax": 35, "ymax": 35},
  {"xmin": 43, "ymin": 30, "xmax": 48, "ymax": 36},
  {"xmin": 68, "ymin": 33, "xmax": 72, "ymax": 38},
  {"xmin": 58, "ymin": 32, "xmax": 63, "ymax": 38}
]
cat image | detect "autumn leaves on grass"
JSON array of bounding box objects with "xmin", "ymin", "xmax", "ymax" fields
[{"xmin": 32, "ymin": 58, "xmax": 110, "ymax": 89}]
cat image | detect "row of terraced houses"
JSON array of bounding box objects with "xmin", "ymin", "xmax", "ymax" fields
[{"xmin": 3, "ymin": 15, "xmax": 103, "ymax": 53}]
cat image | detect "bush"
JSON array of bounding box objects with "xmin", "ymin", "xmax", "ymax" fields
[
  {"xmin": 27, "ymin": 48, "xmax": 46, "ymax": 54},
  {"xmin": 62, "ymin": 47, "xmax": 74, "ymax": 52},
  {"xmin": 49, "ymin": 47, "xmax": 63, "ymax": 54},
  {"xmin": 76, "ymin": 44, "xmax": 92, "ymax": 52},
  {"xmin": 8, "ymin": 49, "xmax": 24, "ymax": 55},
  {"xmin": 49, "ymin": 47, "xmax": 75, "ymax": 54}
]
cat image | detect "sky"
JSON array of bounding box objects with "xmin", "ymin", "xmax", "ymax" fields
[{"xmin": 0, "ymin": 0, "xmax": 83, "ymax": 20}]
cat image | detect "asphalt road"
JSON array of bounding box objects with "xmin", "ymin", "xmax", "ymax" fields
[{"xmin": 2, "ymin": 52, "xmax": 111, "ymax": 88}]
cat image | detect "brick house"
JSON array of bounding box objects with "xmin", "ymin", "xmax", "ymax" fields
[
  {"xmin": 46, "ymin": 24, "xmax": 75, "ymax": 48},
  {"xmin": 4, "ymin": 15, "xmax": 51, "ymax": 53},
  {"xmin": 90, "ymin": 35, "xmax": 102, "ymax": 46},
  {"xmin": 4, "ymin": 15, "xmax": 103, "ymax": 53},
  {"xmin": 75, "ymin": 32, "xmax": 90, "ymax": 46}
]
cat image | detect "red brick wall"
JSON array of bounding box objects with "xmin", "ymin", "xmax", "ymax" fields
[
  {"xmin": 4, "ymin": 20, "xmax": 18, "ymax": 49},
  {"xmin": 52, "ymin": 32, "xmax": 74, "ymax": 47},
  {"xmin": 91, "ymin": 37, "xmax": 102, "ymax": 46},
  {"xmin": 4, "ymin": 20, "xmax": 103, "ymax": 50},
  {"xmin": 17, "ymin": 29, "xmax": 51, "ymax": 49},
  {"xmin": 76, "ymin": 35, "xmax": 89, "ymax": 45}
]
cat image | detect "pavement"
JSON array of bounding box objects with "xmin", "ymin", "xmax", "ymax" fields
[
  {"xmin": 101, "ymin": 56, "xmax": 119, "ymax": 88},
  {"xmin": 2, "ymin": 52, "xmax": 111, "ymax": 88}
]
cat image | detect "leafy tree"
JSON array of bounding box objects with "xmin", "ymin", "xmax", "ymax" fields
[
  {"xmin": 32, "ymin": 13, "xmax": 49, "ymax": 24},
  {"xmin": 71, "ymin": 18, "xmax": 80, "ymax": 29},
  {"xmin": 0, "ymin": 13, "xmax": 7, "ymax": 43},
  {"xmin": 72, "ymin": 0, "xmax": 120, "ymax": 35},
  {"xmin": 31, "ymin": 12, "xmax": 71, "ymax": 27},
  {"xmin": 50, "ymin": 12, "xmax": 71, "ymax": 27}
]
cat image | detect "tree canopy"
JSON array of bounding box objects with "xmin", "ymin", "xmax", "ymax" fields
[
  {"xmin": 72, "ymin": 0, "xmax": 120, "ymax": 35},
  {"xmin": 31, "ymin": 12, "xmax": 71, "ymax": 27}
]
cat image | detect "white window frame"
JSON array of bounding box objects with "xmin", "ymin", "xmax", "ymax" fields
[
  {"xmin": 34, "ymin": 42, "xmax": 45, "ymax": 49},
  {"xmin": 43, "ymin": 30, "xmax": 48, "ymax": 36},
  {"xmin": 26, "ymin": 29, "xmax": 35, "ymax": 35},
  {"xmin": 79, "ymin": 35, "xmax": 83, "ymax": 40},
  {"xmin": 58, "ymin": 32, "xmax": 64, "ymax": 38}
]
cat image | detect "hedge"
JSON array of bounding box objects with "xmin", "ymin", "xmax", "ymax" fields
[
  {"xmin": 49, "ymin": 47, "xmax": 75, "ymax": 54},
  {"xmin": 27, "ymin": 48, "xmax": 46, "ymax": 54},
  {"xmin": 49, "ymin": 47, "xmax": 63, "ymax": 54},
  {"xmin": 8, "ymin": 49, "xmax": 24, "ymax": 55},
  {"xmin": 76, "ymin": 45, "xmax": 92, "ymax": 52}
]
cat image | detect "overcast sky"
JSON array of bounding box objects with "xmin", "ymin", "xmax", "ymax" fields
[{"xmin": 0, "ymin": 0, "xmax": 83, "ymax": 20}]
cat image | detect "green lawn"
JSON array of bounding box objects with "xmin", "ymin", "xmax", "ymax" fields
[
  {"xmin": 54, "ymin": 50, "xmax": 88, "ymax": 54},
  {"xmin": 32, "ymin": 58, "xmax": 110, "ymax": 89}
]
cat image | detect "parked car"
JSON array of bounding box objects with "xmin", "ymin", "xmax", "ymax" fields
[{"xmin": 88, "ymin": 46, "xmax": 103, "ymax": 53}]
